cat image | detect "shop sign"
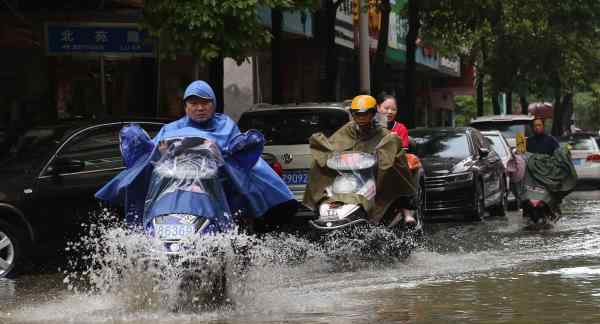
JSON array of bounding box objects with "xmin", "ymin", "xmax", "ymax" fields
[
  {"xmin": 415, "ymin": 45, "xmax": 439, "ymax": 70},
  {"xmin": 45, "ymin": 23, "xmax": 154, "ymax": 56},
  {"xmin": 258, "ymin": 7, "xmax": 313, "ymax": 38},
  {"xmin": 335, "ymin": 0, "xmax": 355, "ymax": 48},
  {"xmin": 388, "ymin": 0, "xmax": 407, "ymax": 51}
]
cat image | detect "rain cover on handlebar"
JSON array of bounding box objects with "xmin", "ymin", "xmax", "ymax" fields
[
  {"xmin": 143, "ymin": 137, "xmax": 232, "ymax": 232},
  {"xmin": 521, "ymin": 147, "xmax": 578, "ymax": 205}
]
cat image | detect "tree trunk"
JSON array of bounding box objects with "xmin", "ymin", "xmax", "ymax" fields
[
  {"xmin": 560, "ymin": 92, "xmax": 574, "ymax": 135},
  {"xmin": 404, "ymin": 0, "xmax": 420, "ymax": 128},
  {"xmin": 551, "ymin": 91, "xmax": 563, "ymax": 136},
  {"xmin": 519, "ymin": 95, "xmax": 528, "ymax": 115},
  {"xmin": 271, "ymin": 8, "xmax": 283, "ymax": 104},
  {"xmin": 316, "ymin": 1, "xmax": 342, "ymax": 101},
  {"xmin": 477, "ymin": 39, "xmax": 488, "ymax": 117},
  {"xmin": 476, "ymin": 73, "xmax": 484, "ymax": 116},
  {"xmin": 208, "ymin": 57, "xmax": 224, "ymax": 113},
  {"xmin": 372, "ymin": 0, "xmax": 390, "ymax": 97},
  {"xmin": 506, "ymin": 91, "xmax": 512, "ymax": 114},
  {"xmin": 492, "ymin": 87, "xmax": 501, "ymax": 115}
]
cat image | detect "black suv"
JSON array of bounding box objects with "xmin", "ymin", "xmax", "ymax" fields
[
  {"xmin": 0, "ymin": 118, "xmax": 169, "ymax": 277},
  {"xmin": 409, "ymin": 127, "xmax": 507, "ymax": 220}
]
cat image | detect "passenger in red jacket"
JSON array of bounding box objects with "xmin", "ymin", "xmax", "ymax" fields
[
  {"xmin": 377, "ymin": 93, "xmax": 409, "ymax": 148},
  {"xmin": 376, "ymin": 93, "xmax": 416, "ymax": 225}
]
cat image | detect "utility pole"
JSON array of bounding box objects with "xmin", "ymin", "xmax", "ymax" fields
[{"xmin": 359, "ymin": 0, "xmax": 370, "ymax": 94}]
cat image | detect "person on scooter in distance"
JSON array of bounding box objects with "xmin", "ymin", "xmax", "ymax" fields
[
  {"xmin": 303, "ymin": 94, "xmax": 417, "ymax": 227},
  {"xmin": 527, "ymin": 117, "xmax": 559, "ymax": 155},
  {"xmin": 520, "ymin": 117, "xmax": 575, "ymax": 221}
]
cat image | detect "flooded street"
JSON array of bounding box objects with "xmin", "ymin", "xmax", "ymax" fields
[{"xmin": 2, "ymin": 191, "xmax": 600, "ymax": 324}]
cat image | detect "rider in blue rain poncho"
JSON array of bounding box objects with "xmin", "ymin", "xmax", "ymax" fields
[{"xmin": 95, "ymin": 80, "xmax": 295, "ymax": 230}]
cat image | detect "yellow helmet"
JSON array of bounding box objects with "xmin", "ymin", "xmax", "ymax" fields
[{"xmin": 350, "ymin": 95, "xmax": 377, "ymax": 113}]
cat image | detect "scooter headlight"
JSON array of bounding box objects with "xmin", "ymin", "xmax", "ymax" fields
[{"xmin": 332, "ymin": 175, "xmax": 361, "ymax": 194}]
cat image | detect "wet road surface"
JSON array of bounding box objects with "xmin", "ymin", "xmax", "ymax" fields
[{"xmin": 1, "ymin": 191, "xmax": 600, "ymax": 323}]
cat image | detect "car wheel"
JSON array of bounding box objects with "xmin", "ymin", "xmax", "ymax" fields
[
  {"xmin": 470, "ymin": 181, "xmax": 485, "ymax": 221},
  {"xmin": 0, "ymin": 220, "xmax": 24, "ymax": 278},
  {"xmin": 490, "ymin": 178, "xmax": 507, "ymax": 217}
]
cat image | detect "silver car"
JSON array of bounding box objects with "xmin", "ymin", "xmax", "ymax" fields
[
  {"xmin": 482, "ymin": 130, "xmax": 518, "ymax": 210},
  {"xmin": 238, "ymin": 103, "xmax": 351, "ymax": 214}
]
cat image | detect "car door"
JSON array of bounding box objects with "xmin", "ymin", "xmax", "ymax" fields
[
  {"xmin": 32, "ymin": 122, "xmax": 164, "ymax": 243},
  {"xmin": 472, "ymin": 131, "xmax": 502, "ymax": 207}
]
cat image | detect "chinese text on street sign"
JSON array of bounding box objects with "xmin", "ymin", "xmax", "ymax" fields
[{"xmin": 46, "ymin": 23, "xmax": 154, "ymax": 56}]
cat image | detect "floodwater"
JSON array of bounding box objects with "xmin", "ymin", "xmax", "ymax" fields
[{"xmin": 2, "ymin": 191, "xmax": 600, "ymax": 324}]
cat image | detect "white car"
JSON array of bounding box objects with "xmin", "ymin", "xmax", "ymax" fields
[
  {"xmin": 470, "ymin": 114, "xmax": 534, "ymax": 148},
  {"xmin": 238, "ymin": 103, "xmax": 351, "ymax": 215},
  {"xmin": 559, "ymin": 134, "xmax": 600, "ymax": 185}
]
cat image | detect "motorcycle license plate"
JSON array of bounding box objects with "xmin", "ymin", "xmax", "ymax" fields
[
  {"xmin": 282, "ymin": 170, "xmax": 308, "ymax": 185},
  {"xmin": 155, "ymin": 224, "xmax": 195, "ymax": 240}
]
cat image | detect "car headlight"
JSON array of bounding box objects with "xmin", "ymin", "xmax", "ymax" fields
[
  {"xmin": 452, "ymin": 172, "xmax": 473, "ymax": 182},
  {"xmin": 332, "ymin": 175, "xmax": 361, "ymax": 194}
]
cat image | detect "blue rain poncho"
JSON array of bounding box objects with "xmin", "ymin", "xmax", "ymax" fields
[{"xmin": 95, "ymin": 81, "xmax": 294, "ymax": 226}]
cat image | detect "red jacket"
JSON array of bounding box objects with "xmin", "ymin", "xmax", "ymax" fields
[{"xmin": 390, "ymin": 121, "xmax": 409, "ymax": 148}]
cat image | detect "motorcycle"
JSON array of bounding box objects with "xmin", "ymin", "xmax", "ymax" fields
[
  {"xmin": 110, "ymin": 126, "xmax": 263, "ymax": 308},
  {"xmin": 522, "ymin": 183, "xmax": 561, "ymax": 228},
  {"xmin": 519, "ymin": 147, "xmax": 577, "ymax": 229},
  {"xmin": 139, "ymin": 136, "xmax": 236, "ymax": 307},
  {"xmin": 309, "ymin": 151, "xmax": 423, "ymax": 235}
]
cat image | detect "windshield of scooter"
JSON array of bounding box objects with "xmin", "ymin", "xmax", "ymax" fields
[
  {"xmin": 327, "ymin": 152, "xmax": 377, "ymax": 195},
  {"xmin": 143, "ymin": 137, "xmax": 231, "ymax": 230}
]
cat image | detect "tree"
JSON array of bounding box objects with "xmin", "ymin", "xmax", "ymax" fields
[
  {"xmin": 371, "ymin": 0, "xmax": 390, "ymax": 97},
  {"xmin": 141, "ymin": 0, "xmax": 313, "ymax": 112},
  {"xmin": 421, "ymin": 0, "xmax": 600, "ymax": 133},
  {"xmin": 314, "ymin": 0, "xmax": 345, "ymax": 101}
]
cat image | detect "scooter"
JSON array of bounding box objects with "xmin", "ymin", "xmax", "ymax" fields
[
  {"xmin": 522, "ymin": 183, "xmax": 561, "ymax": 229},
  {"xmin": 309, "ymin": 151, "xmax": 423, "ymax": 235},
  {"xmin": 139, "ymin": 136, "xmax": 236, "ymax": 307},
  {"xmin": 111, "ymin": 125, "xmax": 263, "ymax": 308}
]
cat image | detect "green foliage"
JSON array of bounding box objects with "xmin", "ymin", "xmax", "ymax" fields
[
  {"xmin": 141, "ymin": 0, "xmax": 316, "ymax": 64},
  {"xmin": 422, "ymin": 0, "xmax": 600, "ymax": 98},
  {"xmin": 453, "ymin": 95, "xmax": 493, "ymax": 126},
  {"xmin": 573, "ymin": 85, "xmax": 600, "ymax": 131}
]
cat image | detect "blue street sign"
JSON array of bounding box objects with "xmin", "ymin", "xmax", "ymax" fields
[{"xmin": 45, "ymin": 23, "xmax": 154, "ymax": 56}]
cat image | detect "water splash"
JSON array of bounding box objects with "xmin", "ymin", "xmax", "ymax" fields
[{"xmin": 61, "ymin": 209, "xmax": 418, "ymax": 314}]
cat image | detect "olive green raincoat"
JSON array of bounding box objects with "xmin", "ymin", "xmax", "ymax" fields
[{"xmin": 302, "ymin": 121, "xmax": 416, "ymax": 224}]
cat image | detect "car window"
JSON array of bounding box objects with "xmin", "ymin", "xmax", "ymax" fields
[
  {"xmin": 238, "ymin": 109, "xmax": 349, "ymax": 145},
  {"xmin": 55, "ymin": 125, "xmax": 123, "ymax": 173},
  {"xmin": 559, "ymin": 136, "xmax": 597, "ymax": 151},
  {"xmin": 50, "ymin": 122, "xmax": 163, "ymax": 174},
  {"xmin": 485, "ymin": 135, "xmax": 509, "ymax": 158},
  {"xmin": 8, "ymin": 126, "xmax": 72, "ymax": 161},
  {"xmin": 411, "ymin": 132, "xmax": 471, "ymax": 160}
]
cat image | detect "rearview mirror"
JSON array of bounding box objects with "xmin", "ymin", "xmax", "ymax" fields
[{"xmin": 49, "ymin": 157, "xmax": 85, "ymax": 174}]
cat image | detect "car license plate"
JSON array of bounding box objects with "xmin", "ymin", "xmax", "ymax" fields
[
  {"xmin": 155, "ymin": 224, "xmax": 195, "ymax": 240},
  {"xmin": 573, "ymin": 159, "xmax": 584, "ymax": 166},
  {"xmin": 282, "ymin": 170, "xmax": 308, "ymax": 185}
]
